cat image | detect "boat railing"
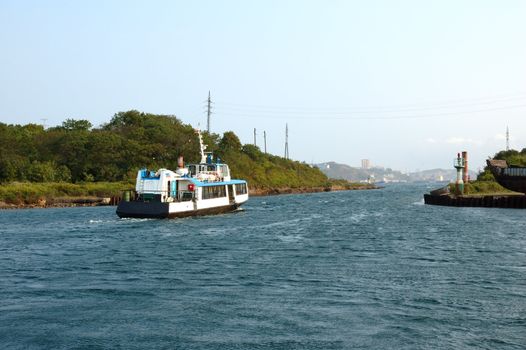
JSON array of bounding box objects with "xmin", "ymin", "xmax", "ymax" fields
[
  {"xmin": 194, "ymin": 171, "xmax": 225, "ymax": 183},
  {"xmin": 138, "ymin": 189, "xmax": 165, "ymax": 193},
  {"xmin": 198, "ymin": 170, "xmax": 219, "ymax": 176}
]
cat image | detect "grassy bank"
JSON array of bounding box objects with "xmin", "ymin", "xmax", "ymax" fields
[
  {"xmin": 448, "ymin": 181, "xmax": 518, "ymax": 196},
  {"xmin": 250, "ymin": 180, "xmax": 378, "ymax": 196},
  {"xmin": 0, "ymin": 182, "xmax": 131, "ymax": 206},
  {"xmin": 0, "ymin": 179, "xmax": 377, "ymax": 208},
  {"xmin": 326, "ymin": 179, "xmax": 378, "ymax": 190}
]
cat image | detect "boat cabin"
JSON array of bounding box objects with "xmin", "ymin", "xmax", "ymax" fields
[
  {"xmin": 187, "ymin": 162, "xmax": 231, "ymax": 182},
  {"xmin": 135, "ymin": 164, "xmax": 246, "ymax": 204}
]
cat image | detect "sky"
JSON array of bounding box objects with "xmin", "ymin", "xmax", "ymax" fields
[{"xmin": 1, "ymin": 0, "xmax": 526, "ymax": 172}]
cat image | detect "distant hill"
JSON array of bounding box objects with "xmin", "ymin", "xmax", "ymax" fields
[
  {"xmin": 408, "ymin": 168, "xmax": 477, "ymax": 182},
  {"xmin": 316, "ymin": 162, "xmax": 409, "ymax": 183},
  {"xmin": 317, "ymin": 162, "xmax": 477, "ymax": 183}
]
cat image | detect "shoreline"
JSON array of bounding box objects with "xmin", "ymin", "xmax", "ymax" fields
[
  {"xmin": 0, "ymin": 196, "xmax": 116, "ymax": 210},
  {"xmin": 0, "ymin": 184, "xmax": 379, "ymax": 210},
  {"xmin": 249, "ymin": 184, "xmax": 379, "ymax": 196}
]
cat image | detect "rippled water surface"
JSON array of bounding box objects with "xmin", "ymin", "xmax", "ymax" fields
[{"xmin": 1, "ymin": 183, "xmax": 525, "ymax": 349}]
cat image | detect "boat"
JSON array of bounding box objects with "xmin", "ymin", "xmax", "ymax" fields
[
  {"xmin": 486, "ymin": 159, "xmax": 526, "ymax": 194},
  {"xmin": 116, "ymin": 129, "xmax": 249, "ymax": 218}
]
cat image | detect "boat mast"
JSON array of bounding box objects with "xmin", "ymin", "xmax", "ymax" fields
[{"xmin": 196, "ymin": 129, "xmax": 207, "ymax": 163}]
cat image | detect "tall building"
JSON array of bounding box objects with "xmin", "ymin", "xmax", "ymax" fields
[{"xmin": 361, "ymin": 159, "xmax": 370, "ymax": 169}]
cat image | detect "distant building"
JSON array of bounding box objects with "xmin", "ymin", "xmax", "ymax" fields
[{"xmin": 361, "ymin": 159, "xmax": 370, "ymax": 169}]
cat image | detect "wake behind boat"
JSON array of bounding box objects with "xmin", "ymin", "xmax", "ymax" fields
[{"xmin": 116, "ymin": 129, "xmax": 249, "ymax": 219}]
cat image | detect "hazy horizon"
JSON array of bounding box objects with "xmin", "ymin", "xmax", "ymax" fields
[{"xmin": 1, "ymin": 0, "xmax": 525, "ymax": 172}]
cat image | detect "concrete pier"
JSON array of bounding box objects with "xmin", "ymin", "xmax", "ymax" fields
[{"xmin": 424, "ymin": 194, "xmax": 526, "ymax": 208}]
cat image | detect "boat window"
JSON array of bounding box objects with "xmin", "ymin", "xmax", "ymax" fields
[
  {"xmin": 181, "ymin": 192, "xmax": 193, "ymax": 201},
  {"xmin": 202, "ymin": 185, "xmax": 227, "ymax": 199},
  {"xmin": 235, "ymin": 183, "xmax": 247, "ymax": 195},
  {"xmin": 188, "ymin": 165, "xmax": 196, "ymax": 177},
  {"xmin": 207, "ymin": 165, "xmax": 216, "ymax": 171},
  {"xmin": 141, "ymin": 169, "xmax": 160, "ymax": 179},
  {"xmin": 218, "ymin": 165, "xmax": 229, "ymax": 176}
]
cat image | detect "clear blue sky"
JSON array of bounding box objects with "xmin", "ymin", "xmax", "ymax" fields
[{"xmin": 1, "ymin": 0, "xmax": 526, "ymax": 172}]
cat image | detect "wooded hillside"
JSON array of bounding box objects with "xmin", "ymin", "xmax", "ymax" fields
[{"xmin": 0, "ymin": 110, "xmax": 328, "ymax": 189}]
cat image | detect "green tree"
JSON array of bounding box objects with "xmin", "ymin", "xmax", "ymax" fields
[
  {"xmin": 61, "ymin": 119, "xmax": 93, "ymax": 131},
  {"xmin": 219, "ymin": 131, "xmax": 242, "ymax": 151}
]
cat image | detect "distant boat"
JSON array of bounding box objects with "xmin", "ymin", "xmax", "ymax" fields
[
  {"xmin": 116, "ymin": 129, "xmax": 249, "ymax": 219},
  {"xmin": 486, "ymin": 159, "xmax": 526, "ymax": 193}
]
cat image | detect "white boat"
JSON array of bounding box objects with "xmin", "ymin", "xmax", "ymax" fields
[{"xmin": 116, "ymin": 130, "xmax": 249, "ymax": 218}]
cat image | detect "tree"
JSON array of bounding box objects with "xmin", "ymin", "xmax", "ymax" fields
[
  {"xmin": 105, "ymin": 110, "xmax": 145, "ymax": 130},
  {"xmin": 219, "ymin": 131, "xmax": 242, "ymax": 151},
  {"xmin": 61, "ymin": 119, "xmax": 93, "ymax": 131}
]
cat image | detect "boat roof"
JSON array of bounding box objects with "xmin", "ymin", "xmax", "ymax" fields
[
  {"xmin": 187, "ymin": 162, "xmax": 228, "ymax": 166},
  {"xmin": 188, "ymin": 178, "xmax": 246, "ymax": 187}
]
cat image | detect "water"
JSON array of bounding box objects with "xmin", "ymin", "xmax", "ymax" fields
[{"xmin": 0, "ymin": 183, "xmax": 525, "ymax": 349}]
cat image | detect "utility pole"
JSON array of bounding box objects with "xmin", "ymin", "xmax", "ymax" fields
[
  {"xmin": 253, "ymin": 128, "xmax": 257, "ymax": 147},
  {"xmin": 206, "ymin": 91, "xmax": 212, "ymax": 133},
  {"xmin": 284, "ymin": 123, "xmax": 289, "ymax": 159},
  {"xmin": 264, "ymin": 131, "xmax": 267, "ymax": 153},
  {"xmin": 506, "ymin": 126, "xmax": 510, "ymax": 151}
]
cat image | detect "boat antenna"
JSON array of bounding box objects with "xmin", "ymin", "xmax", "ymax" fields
[{"xmin": 196, "ymin": 128, "xmax": 207, "ymax": 163}]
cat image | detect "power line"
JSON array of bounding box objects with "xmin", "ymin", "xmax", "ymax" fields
[
  {"xmin": 212, "ymin": 103, "xmax": 526, "ymax": 121},
  {"xmin": 214, "ymin": 98, "xmax": 526, "ymax": 115},
  {"xmin": 213, "ymin": 97, "xmax": 526, "ymax": 115},
  {"xmin": 213, "ymin": 92, "xmax": 526, "ymax": 114}
]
